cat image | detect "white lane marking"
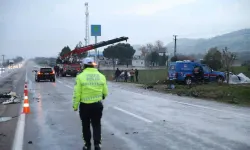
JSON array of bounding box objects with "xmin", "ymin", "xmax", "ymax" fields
[
  {"xmin": 12, "ymin": 114, "xmax": 25, "ymax": 150},
  {"xmin": 25, "ymin": 69, "xmax": 27, "ymax": 81},
  {"xmin": 12, "ymin": 69, "xmax": 27, "ymax": 150},
  {"xmin": 113, "ymin": 84, "xmax": 250, "ymax": 119},
  {"xmin": 172, "ymin": 100, "xmax": 250, "ymax": 119},
  {"xmin": 66, "ymin": 85, "xmax": 73, "ymax": 89},
  {"xmin": 57, "ymin": 80, "xmax": 63, "ymax": 84},
  {"xmin": 56, "ymin": 80, "xmax": 73, "ymax": 89},
  {"xmin": 113, "ymin": 106, "xmax": 153, "ymax": 123}
]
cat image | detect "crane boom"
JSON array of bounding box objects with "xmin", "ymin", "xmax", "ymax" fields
[{"xmin": 61, "ymin": 36, "xmax": 128, "ymax": 59}]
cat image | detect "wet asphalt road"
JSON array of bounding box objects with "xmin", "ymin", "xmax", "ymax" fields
[
  {"xmin": 23, "ymin": 61, "xmax": 250, "ymax": 150},
  {"xmin": 0, "ymin": 65, "xmax": 25, "ymax": 150}
]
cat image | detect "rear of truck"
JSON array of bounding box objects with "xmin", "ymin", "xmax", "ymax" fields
[{"xmin": 62, "ymin": 64, "xmax": 81, "ymax": 77}]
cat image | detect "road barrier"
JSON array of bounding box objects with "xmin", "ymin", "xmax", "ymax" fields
[
  {"xmin": 22, "ymin": 82, "xmax": 30, "ymax": 114},
  {"xmin": 24, "ymin": 82, "xmax": 28, "ymax": 96}
]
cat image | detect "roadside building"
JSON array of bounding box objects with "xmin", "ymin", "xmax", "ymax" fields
[{"xmin": 132, "ymin": 59, "xmax": 145, "ymax": 67}]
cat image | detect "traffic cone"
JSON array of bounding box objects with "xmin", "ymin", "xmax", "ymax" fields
[
  {"xmin": 24, "ymin": 82, "xmax": 28, "ymax": 96},
  {"xmin": 23, "ymin": 95, "xmax": 30, "ymax": 114}
]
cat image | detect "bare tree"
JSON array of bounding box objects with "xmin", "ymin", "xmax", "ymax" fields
[
  {"xmin": 146, "ymin": 43, "xmax": 154, "ymax": 52},
  {"xmin": 154, "ymin": 40, "xmax": 165, "ymax": 52},
  {"xmin": 139, "ymin": 45, "xmax": 147, "ymax": 57},
  {"xmin": 222, "ymin": 47, "xmax": 236, "ymax": 84}
]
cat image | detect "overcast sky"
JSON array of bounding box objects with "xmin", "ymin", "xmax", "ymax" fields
[{"xmin": 0, "ymin": 0, "xmax": 250, "ymax": 59}]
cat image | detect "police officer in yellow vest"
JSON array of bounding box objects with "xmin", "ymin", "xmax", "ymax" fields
[{"xmin": 73, "ymin": 57, "xmax": 108, "ymax": 150}]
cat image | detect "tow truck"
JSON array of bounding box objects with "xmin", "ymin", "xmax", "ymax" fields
[{"xmin": 57, "ymin": 36, "xmax": 128, "ymax": 77}]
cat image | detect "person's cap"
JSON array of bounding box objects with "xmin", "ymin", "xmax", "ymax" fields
[{"xmin": 82, "ymin": 57, "xmax": 97, "ymax": 66}]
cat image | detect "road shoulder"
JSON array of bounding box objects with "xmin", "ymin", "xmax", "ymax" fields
[{"xmin": 0, "ymin": 68, "xmax": 26, "ymax": 150}]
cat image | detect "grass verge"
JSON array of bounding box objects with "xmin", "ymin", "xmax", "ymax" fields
[
  {"xmin": 232, "ymin": 66, "xmax": 250, "ymax": 77},
  {"xmin": 100, "ymin": 69, "xmax": 168, "ymax": 84},
  {"xmin": 146, "ymin": 83, "xmax": 250, "ymax": 106}
]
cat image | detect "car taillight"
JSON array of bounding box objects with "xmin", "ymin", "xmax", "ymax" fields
[
  {"xmin": 50, "ymin": 71, "xmax": 55, "ymax": 74},
  {"xmin": 38, "ymin": 72, "xmax": 41, "ymax": 75}
]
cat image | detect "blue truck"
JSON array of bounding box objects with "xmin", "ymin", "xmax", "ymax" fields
[{"xmin": 168, "ymin": 60, "xmax": 226, "ymax": 84}]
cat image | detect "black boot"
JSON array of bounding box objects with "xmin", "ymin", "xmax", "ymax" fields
[
  {"xmin": 82, "ymin": 145, "xmax": 91, "ymax": 150},
  {"xmin": 94, "ymin": 145, "xmax": 101, "ymax": 150}
]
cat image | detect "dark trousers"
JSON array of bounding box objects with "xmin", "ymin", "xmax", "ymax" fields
[
  {"xmin": 79, "ymin": 102, "xmax": 103, "ymax": 147},
  {"xmin": 130, "ymin": 76, "xmax": 134, "ymax": 82},
  {"xmin": 115, "ymin": 75, "xmax": 119, "ymax": 82},
  {"xmin": 124, "ymin": 76, "xmax": 128, "ymax": 82},
  {"xmin": 135, "ymin": 75, "xmax": 138, "ymax": 82}
]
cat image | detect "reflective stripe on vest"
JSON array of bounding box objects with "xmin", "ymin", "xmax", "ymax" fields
[{"xmin": 82, "ymin": 94, "xmax": 103, "ymax": 101}]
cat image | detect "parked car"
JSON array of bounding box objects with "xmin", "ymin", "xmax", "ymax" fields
[{"xmin": 168, "ymin": 60, "xmax": 226, "ymax": 84}]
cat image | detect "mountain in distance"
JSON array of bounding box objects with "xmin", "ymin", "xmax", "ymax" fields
[{"xmin": 167, "ymin": 28, "xmax": 250, "ymax": 54}]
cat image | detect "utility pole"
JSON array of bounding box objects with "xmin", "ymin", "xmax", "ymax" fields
[
  {"xmin": 173, "ymin": 35, "xmax": 177, "ymax": 57},
  {"xmin": 1, "ymin": 55, "xmax": 5, "ymax": 66},
  {"xmin": 85, "ymin": 2, "xmax": 90, "ymax": 56}
]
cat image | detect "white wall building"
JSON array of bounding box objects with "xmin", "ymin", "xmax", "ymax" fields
[{"xmin": 132, "ymin": 59, "xmax": 145, "ymax": 67}]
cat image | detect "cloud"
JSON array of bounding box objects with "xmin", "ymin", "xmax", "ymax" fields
[{"xmin": 116, "ymin": 0, "xmax": 197, "ymax": 16}]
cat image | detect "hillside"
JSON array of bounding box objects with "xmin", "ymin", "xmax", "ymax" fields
[{"xmin": 167, "ymin": 29, "xmax": 250, "ymax": 54}]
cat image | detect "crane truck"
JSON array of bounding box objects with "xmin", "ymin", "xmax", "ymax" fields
[{"xmin": 57, "ymin": 36, "xmax": 129, "ymax": 77}]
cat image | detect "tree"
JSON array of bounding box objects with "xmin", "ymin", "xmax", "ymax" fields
[
  {"xmin": 203, "ymin": 47, "xmax": 222, "ymax": 70},
  {"xmin": 154, "ymin": 40, "xmax": 166, "ymax": 53},
  {"xmin": 75, "ymin": 41, "xmax": 87, "ymax": 58},
  {"xmin": 14, "ymin": 56, "xmax": 23, "ymax": 63},
  {"xmin": 115, "ymin": 43, "xmax": 135, "ymax": 60},
  {"xmin": 59, "ymin": 46, "xmax": 71, "ymax": 57},
  {"xmin": 170, "ymin": 54, "xmax": 194, "ymax": 62},
  {"xmin": 170, "ymin": 56, "xmax": 178, "ymax": 62},
  {"xmin": 146, "ymin": 51, "xmax": 160, "ymax": 66},
  {"xmin": 159, "ymin": 53, "xmax": 168, "ymax": 66},
  {"xmin": 139, "ymin": 45, "xmax": 147, "ymax": 57},
  {"xmin": 103, "ymin": 43, "xmax": 135, "ymax": 69},
  {"xmin": 146, "ymin": 43, "xmax": 154, "ymax": 52},
  {"xmin": 222, "ymin": 47, "xmax": 236, "ymax": 84},
  {"xmin": 103, "ymin": 45, "xmax": 118, "ymax": 69},
  {"xmin": 56, "ymin": 57, "xmax": 62, "ymax": 64}
]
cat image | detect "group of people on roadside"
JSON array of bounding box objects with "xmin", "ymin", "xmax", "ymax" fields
[
  {"xmin": 53, "ymin": 65, "xmax": 63, "ymax": 77},
  {"xmin": 115, "ymin": 68, "xmax": 139, "ymax": 82}
]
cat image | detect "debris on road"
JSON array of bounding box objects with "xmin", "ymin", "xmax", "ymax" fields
[
  {"xmin": 0, "ymin": 93, "xmax": 12, "ymax": 99},
  {"xmin": 1, "ymin": 91, "xmax": 21, "ymax": 105},
  {"xmin": 2, "ymin": 97, "xmax": 21, "ymax": 105}
]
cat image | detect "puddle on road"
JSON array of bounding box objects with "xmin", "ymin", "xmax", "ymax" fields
[{"xmin": 0, "ymin": 117, "xmax": 12, "ymax": 122}]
